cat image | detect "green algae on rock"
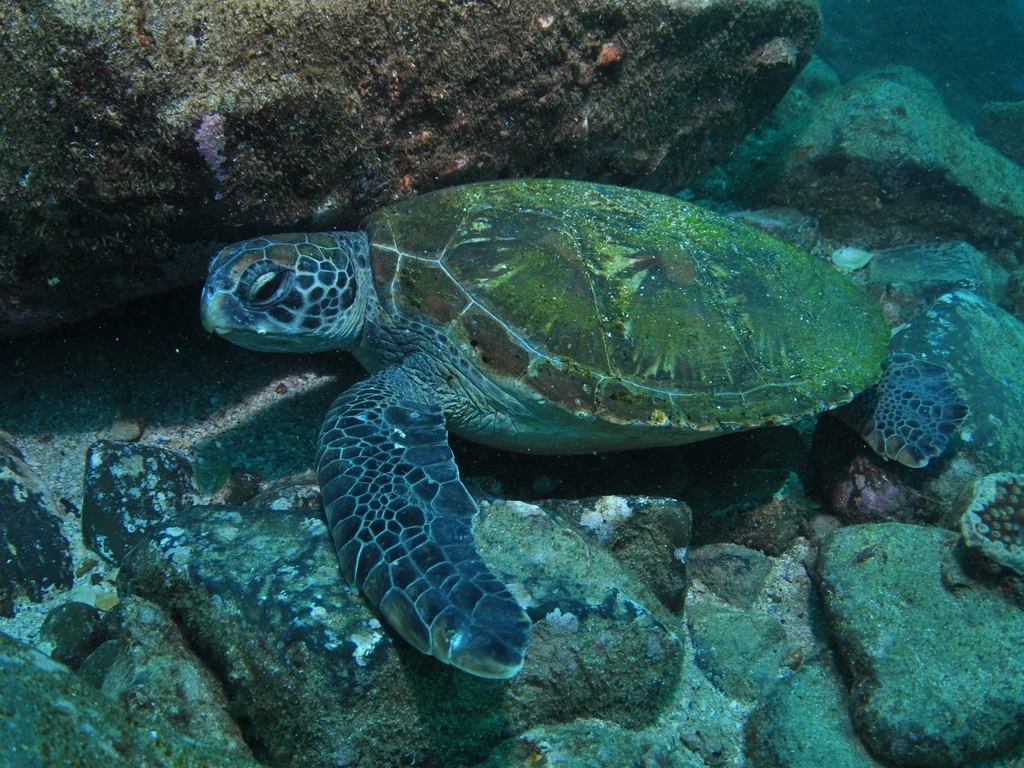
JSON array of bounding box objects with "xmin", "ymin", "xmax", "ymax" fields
[
  {"xmin": 816, "ymin": 523, "xmax": 1024, "ymax": 766},
  {"xmin": 119, "ymin": 502, "xmax": 683, "ymax": 767},
  {"xmin": 0, "ymin": 631, "xmax": 262, "ymax": 768}
]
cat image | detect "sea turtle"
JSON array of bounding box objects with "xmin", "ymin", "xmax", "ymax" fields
[{"xmin": 200, "ymin": 179, "xmax": 966, "ymax": 679}]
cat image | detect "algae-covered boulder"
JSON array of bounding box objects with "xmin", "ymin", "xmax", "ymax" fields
[
  {"xmin": 0, "ymin": 0, "xmax": 820, "ymax": 335},
  {"xmin": 816, "ymin": 523, "xmax": 1024, "ymax": 766},
  {"xmin": 119, "ymin": 502, "xmax": 683, "ymax": 768},
  {"xmin": 720, "ymin": 66, "xmax": 1024, "ymax": 250},
  {"xmin": 0, "ymin": 631, "xmax": 261, "ymax": 767}
]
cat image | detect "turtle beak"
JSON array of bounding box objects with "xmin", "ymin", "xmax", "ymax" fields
[{"xmin": 200, "ymin": 286, "xmax": 250, "ymax": 335}]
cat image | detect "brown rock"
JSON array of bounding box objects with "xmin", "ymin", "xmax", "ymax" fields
[{"xmin": 0, "ymin": 0, "xmax": 820, "ymax": 335}]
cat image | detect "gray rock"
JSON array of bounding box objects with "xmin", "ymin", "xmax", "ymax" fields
[
  {"xmin": 746, "ymin": 657, "xmax": 886, "ymax": 768},
  {"xmin": 687, "ymin": 604, "xmax": 789, "ymax": 701},
  {"xmin": 82, "ymin": 596, "xmax": 253, "ymax": 760},
  {"xmin": 687, "ymin": 544, "xmax": 773, "ymax": 609},
  {"xmin": 81, "ymin": 440, "xmax": 195, "ymax": 563},
  {"xmin": 683, "ymin": 426, "xmax": 810, "ymax": 549},
  {"xmin": 865, "ymin": 241, "xmax": 1010, "ymax": 325},
  {"xmin": 36, "ymin": 601, "xmax": 105, "ymax": 670},
  {"xmin": 119, "ymin": 502, "xmax": 683, "ymax": 768},
  {"xmin": 0, "ymin": 0, "xmax": 821, "ymax": 336},
  {"xmin": 816, "ymin": 523, "xmax": 1024, "ymax": 766},
  {"xmin": 0, "ymin": 432, "xmax": 73, "ymax": 616},
  {"xmin": 542, "ymin": 495, "xmax": 691, "ymax": 612},
  {"xmin": 975, "ymin": 100, "xmax": 1024, "ymax": 167},
  {"xmin": 0, "ymin": 631, "xmax": 262, "ymax": 767}
]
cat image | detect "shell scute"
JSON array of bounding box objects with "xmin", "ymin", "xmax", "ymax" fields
[{"xmin": 365, "ymin": 179, "xmax": 890, "ymax": 429}]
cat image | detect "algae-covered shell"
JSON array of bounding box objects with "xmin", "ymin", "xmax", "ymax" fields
[{"xmin": 364, "ymin": 179, "xmax": 890, "ymax": 438}]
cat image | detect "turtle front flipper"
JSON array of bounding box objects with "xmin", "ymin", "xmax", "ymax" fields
[
  {"xmin": 857, "ymin": 352, "xmax": 969, "ymax": 468},
  {"xmin": 316, "ymin": 365, "xmax": 531, "ymax": 678}
]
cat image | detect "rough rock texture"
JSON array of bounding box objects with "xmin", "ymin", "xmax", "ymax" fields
[
  {"xmin": 975, "ymin": 100, "xmax": 1024, "ymax": 168},
  {"xmin": 722, "ymin": 67, "xmax": 1024, "ymax": 252},
  {"xmin": 816, "ymin": 523, "xmax": 1024, "ymax": 767},
  {"xmin": 80, "ymin": 596, "xmax": 254, "ymax": 760},
  {"xmin": 0, "ymin": 431, "xmax": 73, "ymax": 616},
  {"xmin": 119, "ymin": 503, "xmax": 683, "ymax": 768},
  {"xmin": 0, "ymin": 0, "xmax": 820, "ymax": 335},
  {"xmin": 686, "ymin": 544, "xmax": 772, "ymax": 609},
  {"xmin": 746, "ymin": 657, "xmax": 886, "ymax": 768},
  {"xmin": 542, "ymin": 495, "xmax": 690, "ymax": 611},
  {"xmin": 36, "ymin": 600, "xmax": 106, "ymax": 669},
  {"xmin": 683, "ymin": 426, "xmax": 811, "ymax": 548},
  {"xmin": 0, "ymin": 631, "xmax": 262, "ymax": 768},
  {"xmin": 687, "ymin": 604, "xmax": 788, "ymax": 701},
  {"xmin": 81, "ymin": 440, "xmax": 195, "ymax": 563},
  {"xmin": 865, "ymin": 240, "xmax": 1010, "ymax": 326},
  {"xmin": 479, "ymin": 719, "xmax": 704, "ymax": 768}
]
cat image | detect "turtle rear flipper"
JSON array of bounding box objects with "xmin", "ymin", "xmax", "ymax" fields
[
  {"xmin": 316, "ymin": 365, "xmax": 531, "ymax": 678},
  {"xmin": 857, "ymin": 352, "xmax": 969, "ymax": 468}
]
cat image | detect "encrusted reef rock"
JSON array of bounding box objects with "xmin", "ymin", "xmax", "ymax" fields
[
  {"xmin": 718, "ymin": 66, "xmax": 1024, "ymax": 251},
  {"xmin": 815, "ymin": 523, "xmax": 1024, "ymax": 766},
  {"xmin": 0, "ymin": 0, "xmax": 820, "ymax": 335},
  {"xmin": 0, "ymin": 631, "xmax": 262, "ymax": 767},
  {"xmin": 118, "ymin": 502, "xmax": 683, "ymax": 768},
  {"xmin": 0, "ymin": 431, "xmax": 73, "ymax": 617},
  {"xmin": 81, "ymin": 440, "xmax": 196, "ymax": 564}
]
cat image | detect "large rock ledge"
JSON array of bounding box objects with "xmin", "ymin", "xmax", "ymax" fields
[{"xmin": 0, "ymin": 0, "xmax": 820, "ymax": 335}]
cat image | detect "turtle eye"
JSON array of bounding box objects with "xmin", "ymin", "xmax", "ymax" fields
[{"xmin": 246, "ymin": 269, "xmax": 294, "ymax": 307}]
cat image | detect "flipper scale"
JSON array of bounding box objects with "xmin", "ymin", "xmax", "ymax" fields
[{"xmin": 315, "ymin": 365, "xmax": 531, "ymax": 678}]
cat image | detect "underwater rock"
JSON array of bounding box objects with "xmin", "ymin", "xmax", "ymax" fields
[
  {"xmin": 865, "ymin": 240, "xmax": 1009, "ymax": 326},
  {"xmin": 541, "ymin": 495, "xmax": 691, "ymax": 612},
  {"xmin": 745, "ymin": 656, "xmax": 886, "ymax": 768},
  {"xmin": 975, "ymin": 100, "xmax": 1024, "ymax": 167},
  {"xmin": 684, "ymin": 426, "xmax": 811, "ymax": 549},
  {"xmin": 687, "ymin": 544, "xmax": 772, "ymax": 610},
  {"xmin": 687, "ymin": 604, "xmax": 789, "ymax": 701},
  {"xmin": 480, "ymin": 718, "xmax": 704, "ymax": 768},
  {"xmin": 118, "ymin": 502, "xmax": 683, "ymax": 768},
  {"xmin": 822, "ymin": 450, "xmax": 931, "ymax": 525},
  {"xmin": 0, "ymin": 631, "xmax": 261, "ymax": 767},
  {"xmin": 0, "ymin": 0, "xmax": 821, "ymax": 336},
  {"xmin": 78, "ymin": 595, "xmax": 253, "ymax": 760},
  {"xmin": 36, "ymin": 600, "xmax": 106, "ymax": 670},
  {"xmin": 816, "ymin": 523, "xmax": 1024, "ymax": 766},
  {"xmin": 81, "ymin": 440, "xmax": 195, "ymax": 564},
  {"xmin": 0, "ymin": 431, "xmax": 73, "ymax": 617},
  {"xmin": 721, "ymin": 66, "xmax": 1024, "ymax": 251},
  {"xmin": 728, "ymin": 206, "xmax": 822, "ymax": 255}
]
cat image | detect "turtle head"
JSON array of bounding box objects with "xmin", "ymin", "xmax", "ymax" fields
[{"xmin": 201, "ymin": 232, "xmax": 370, "ymax": 353}]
